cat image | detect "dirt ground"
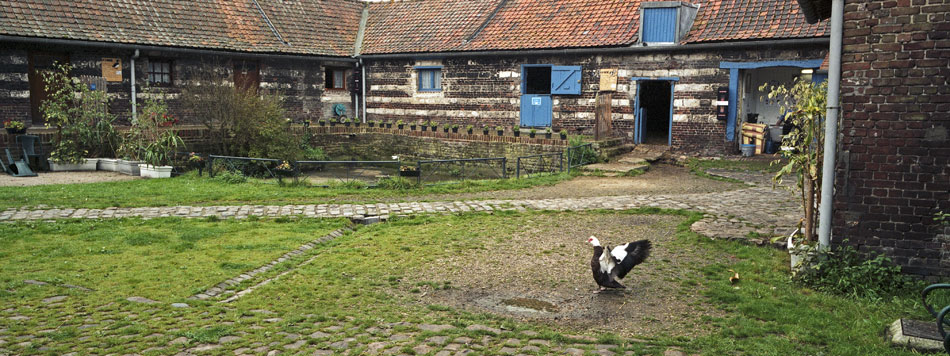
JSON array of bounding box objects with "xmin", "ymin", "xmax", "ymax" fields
[
  {"xmin": 408, "ymin": 212, "xmax": 725, "ymax": 338},
  {"xmin": 0, "ymin": 171, "xmax": 140, "ymax": 187},
  {"xmin": 406, "ymin": 164, "xmax": 742, "ymax": 202}
]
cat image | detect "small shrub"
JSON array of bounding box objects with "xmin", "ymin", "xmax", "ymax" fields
[
  {"xmin": 794, "ymin": 243, "xmax": 912, "ymax": 300},
  {"xmin": 378, "ymin": 176, "xmax": 415, "ymax": 190},
  {"xmin": 213, "ymin": 170, "xmax": 247, "ymax": 184},
  {"xmin": 303, "ymin": 146, "xmax": 328, "ymax": 161}
]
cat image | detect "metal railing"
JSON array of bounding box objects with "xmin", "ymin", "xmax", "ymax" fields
[
  {"xmin": 208, "ymin": 155, "xmax": 285, "ymax": 179},
  {"xmin": 416, "ymin": 157, "xmax": 507, "ymax": 185},
  {"xmin": 922, "ymin": 283, "xmax": 950, "ymax": 353},
  {"xmin": 566, "ymin": 143, "xmax": 598, "ymax": 171},
  {"xmin": 516, "ymin": 152, "xmax": 563, "ymax": 178},
  {"xmin": 295, "ymin": 160, "xmax": 400, "ymax": 187}
]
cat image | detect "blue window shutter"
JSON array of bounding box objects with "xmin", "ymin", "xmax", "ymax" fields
[
  {"xmin": 551, "ymin": 66, "xmax": 581, "ymax": 95},
  {"xmin": 643, "ymin": 7, "xmax": 677, "ymax": 43}
]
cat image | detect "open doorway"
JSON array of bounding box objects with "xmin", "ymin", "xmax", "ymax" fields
[
  {"xmin": 523, "ymin": 66, "xmax": 552, "ymax": 94},
  {"xmin": 637, "ymin": 80, "xmax": 672, "ymax": 145}
]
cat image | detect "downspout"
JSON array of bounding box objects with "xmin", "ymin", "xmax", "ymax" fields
[
  {"xmin": 131, "ymin": 49, "xmax": 139, "ymax": 122},
  {"xmin": 354, "ymin": 4, "xmax": 369, "ymax": 123},
  {"xmin": 817, "ymin": 0, "xmax": 844, "ymax": 249},
  {"xmin": 361, "ymin": 58, "xmax": 367, "ymax": 123}
]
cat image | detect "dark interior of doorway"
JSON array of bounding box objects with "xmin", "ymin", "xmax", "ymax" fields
[
  {"xmin": 640, "ymin": 80, "xmax": 671, "ymax": 144},
  {"xmin": 524, "ymin": 66, "xmax": 551, "ymax": 94}
]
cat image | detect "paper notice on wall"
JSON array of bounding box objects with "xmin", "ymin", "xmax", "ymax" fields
[
  {"xmin": 599, "ymin": 68, "xmax": 618, "ymax": 92},
  {"xmin": 102, "ymin": 58, "xmax": 122, "ymax": 82}
]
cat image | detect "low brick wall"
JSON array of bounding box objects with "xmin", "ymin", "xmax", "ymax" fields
[
  {"xmin": 3, "ymin": 125, "xmax": 571, "ymax": 163},
  {"xmin": 305, "ymin": 126, "xmax": 569, "ymax": 162}
]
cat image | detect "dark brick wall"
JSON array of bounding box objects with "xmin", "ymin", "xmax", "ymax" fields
[
  {"xmin": 0, "ymin": 43, "xmax": 353, "ymax": 128},
  {"xmin": 307, "ymin": 128, "xmax": 567, "ymax": 164},
  {"xmin": 364, "ymin": 46, "xmax": 825, "ymax": 156},
  {"xmin": 835, "ymin": 0, "xmax": 950, "ymax": 279}
]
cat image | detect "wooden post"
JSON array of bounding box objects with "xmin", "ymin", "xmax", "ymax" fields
[{"xmin": 594, "ymin": 92, "xmax": 612, "ymax": 141}]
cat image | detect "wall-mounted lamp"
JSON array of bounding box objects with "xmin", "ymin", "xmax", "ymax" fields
[{"xmin": 801, "ymin": 68, "xmax": 814, "ymax": 74}]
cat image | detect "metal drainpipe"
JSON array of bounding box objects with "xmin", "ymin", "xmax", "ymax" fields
[
  {"xmin": 360, "ymin": 58, "xmax": 367, "ymax": 123},
  {"xmin": 131, "ymin": 49, "xmax": 139, "ymax": 122},
  {"xmin": 818, "ymin": 0, "xmax": 844, "ymax": 249}
]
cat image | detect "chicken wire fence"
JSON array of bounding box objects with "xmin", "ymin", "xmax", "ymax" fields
[
  {"xmin": 516, "ymin": 152, "xmax": 564, "ymax": 178},
  {"xmin": 566, "ymin": 143, "xmax": 598, "ymax": 171},
  {"xmin": 203, "ymin": 143, "xmax": 599, "ymax": 187},
  {"xmin": 415, "ymin": 157, "xmax": 507, "ymax": 186}
]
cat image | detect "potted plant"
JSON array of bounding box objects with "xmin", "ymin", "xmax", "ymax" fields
[
  {"xmin": 3, "ymin": 120, "xmax": 25, "ymax": 135},
  {"xmin": 329, "ymin": 118, "xmax": 337, "ymax": 127},
  {"xmin": 397, "ymin": 120, "xmax": 405, "ymax": 130},
  {"xmin": 545, "ymin": 127, "xmax": 553, "ymax": 139},
  {"xmin": 529, "ymin": 128, "xmax": 537, "ymax": 138},
  {"xmin": 188, "ymin": 152, "xmax": 206, "ymax": 176},
  {"xmin": 410, "ymin": 121, "xmax": 417, "ymax": 130},
  {"xmin": 466, "ymin": 125, "xmax": 474, "ymax": 134},
  {"xmin": 353, "ymin": 118, "xmax": 361, "ymax": 127},
  {"xmin": 443, "ymin": 124, "xmax": 449, "ymax": 133},
  {"xmin": 343, "ymin": 118, "xmax": 351, "ymax": 127},
  {"xmin": 40, "ymin": 63, "xmax": 98, "ymax": 171},
  {"xmin": 512, "ymin": 125, "xmax": 521, "ymax": 137},
  {"xmin": 421, "ymin": 120, "xmax": 429, "ymax": 132},
  {"xmin": 137, "ymin": 90, "xmax": 184, "ymax": 178},
  {"xmin": 274, "ymin": 160, "xmax": 296, "ymax": 180},
  {"xmin": 398, "ymin": 164, "xmax": 419, "ymax": 177},
  {"xmin": 115, "ymin": 137, "xmax": 143, "ymax": 176},
  {"xmin": 559, "ymin": 129, "xmax": 568, "ymax": 140},
  {"xmin": 318, "ymin": 119, "xmax": 327, "ymax": 127},
  {"xmin": 482, "ymin": 126, "xmax": 490, "ymax": 135},
  {"xmin": 451, "ymin": 124, "xmax": 459, "ymax": 133},
  {"xmin": 496, "ymin": 126, "xmax": 504, "ymax": 136},
  {"xmin": 369, "ymin": 120, "xmax": 376, "ymax": 128},
  {"xmin": 386, "ymin": 121, "xmax": 393, "ymax": 129}
]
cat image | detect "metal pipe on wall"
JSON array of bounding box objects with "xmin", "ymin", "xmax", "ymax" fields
[
  {"xmin": 817, "ymin": 0, "xmax": 844, "ymax": 248},
  {"xmin": 131, "ymin": 49, "xmax": 139, "ymax": 122},
  {"xmin": 360, "ymin": 58, "xmax": 367, "ymax": 123}
]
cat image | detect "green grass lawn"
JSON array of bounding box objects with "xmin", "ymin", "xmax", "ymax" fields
[
  {"xmin": 0, "ymin": 211, "xmax": 935, "ymax": 355},
  {"xmin": 0, "ymin": 172, "xmax": 572, "ymax": 210}
]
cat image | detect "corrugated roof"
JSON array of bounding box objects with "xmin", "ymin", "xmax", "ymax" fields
[{"xmin": 0, "ymin": 0, "xmax": 364, "ymax": 56}]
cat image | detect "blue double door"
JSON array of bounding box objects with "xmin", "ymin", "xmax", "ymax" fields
[{"xmin": 519, "ymin": 65, "xmax": 581, "ymax": 127}]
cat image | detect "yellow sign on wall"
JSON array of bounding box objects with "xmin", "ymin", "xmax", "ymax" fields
[
  {"xmin": 599, "ymin": 68, "xmax": 618, "ymax": 92},
  {"xmin": 102, "ymin": 58, "xmax": 122, "ymax": 82}
]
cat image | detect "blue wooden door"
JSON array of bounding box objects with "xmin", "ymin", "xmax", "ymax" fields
[{"xmin": 520, "ymin": 94, "xmax": 552, "ymax": 127}]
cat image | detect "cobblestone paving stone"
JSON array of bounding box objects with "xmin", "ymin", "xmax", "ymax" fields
[{"xmin": 1, "ymin": 170, "xmax": 798, "ymax": 246}]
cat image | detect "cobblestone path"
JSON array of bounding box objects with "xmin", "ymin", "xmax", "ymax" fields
[{"xmin": 1, "ymin": 170, "xmax": 798, "ymax": 245}]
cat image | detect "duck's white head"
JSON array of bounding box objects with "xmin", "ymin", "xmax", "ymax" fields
[{"xmin": 586, "ymin": 236, "xmax": 601, "ymax": 246}]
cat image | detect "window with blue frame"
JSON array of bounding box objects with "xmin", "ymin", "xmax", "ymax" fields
[
  {"xmin": 416, "ymin": 66, "xmax": 442, "ymax": 92},
  {"xmin": 641, "ymin": 7, "xmax": 677, "ymax": 44}
]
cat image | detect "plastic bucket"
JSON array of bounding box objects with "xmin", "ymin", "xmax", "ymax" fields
[{"xmin": 740, "ymin": 144, "xmax": 756, "ymax": 157}]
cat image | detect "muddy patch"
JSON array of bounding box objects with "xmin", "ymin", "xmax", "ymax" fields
[{"xmin": 408, "ymin": 212, "xmax": 725, "ymax": 338}]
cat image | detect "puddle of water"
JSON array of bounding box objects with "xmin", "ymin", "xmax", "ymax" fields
[{"xmin": 501, "ymin": 298, "xmax": 559, "ymax": 313}]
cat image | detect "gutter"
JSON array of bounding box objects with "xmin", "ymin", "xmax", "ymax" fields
[
  {"xmin": 817, "ymin": 0, "xmax": 844, "ymax": 249},
  {"xmin": 0, "ymin": 35, "xmax": 357, "ymax": 62},
  {"xmin": 130, "ymin": 49, "xmax": 139, "ymax": 122},
  {"xmin": 359, "ymin": 37, "xmax": 829, "ymax": 59}
]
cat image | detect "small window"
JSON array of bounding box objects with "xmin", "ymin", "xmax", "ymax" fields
[
  {"xmin": 641, "ymin": 7, "xmax": 677, "ymax": 44},
  {"xmin": 325, "ymin": 68, "xmax": 347, "ymax": 90},
  {"xmin": 416, "ymin": 66, "xmax": 442, "ymax": 92},
  {"xmin": 147, "ymin": 59, "xmax": 173, "ymax": 85}
]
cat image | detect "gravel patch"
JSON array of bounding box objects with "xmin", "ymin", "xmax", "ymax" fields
[
  {"xmin": 390, "ymin": 164, "xmax": 741, "ymax": 202},
  {"xmin": 410, "ymin": 212, "xmax": 725, "ymax": 338},
  {"xmin": 0, "ymin": 171, "xmax": 139, "ymax": 187}
]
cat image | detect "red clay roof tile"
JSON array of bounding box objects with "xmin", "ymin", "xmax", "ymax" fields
[{"xmin": 0, "ymin": 0, "xmax": 363, "ymax": 57}]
